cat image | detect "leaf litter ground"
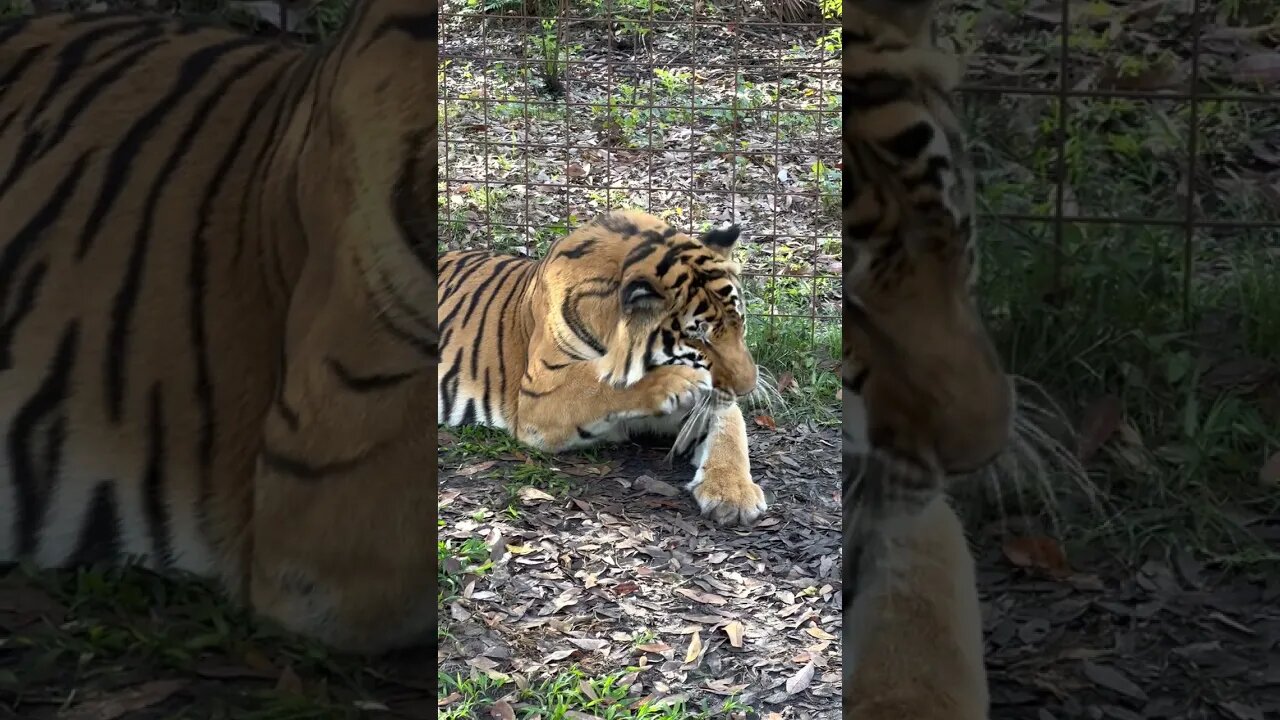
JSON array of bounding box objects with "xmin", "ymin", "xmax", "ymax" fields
[
  {"xmin": 974, "ymin": 522, "xmax": 1280, "ymax": 719},
  {"xmin": 438, "ymin": 422, "xmax": 843, "ymax": 719}
]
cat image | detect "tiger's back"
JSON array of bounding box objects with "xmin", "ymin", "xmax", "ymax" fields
[{"xmin": 0, "ymin": 3, "xmax": 439, "ymax": 654}]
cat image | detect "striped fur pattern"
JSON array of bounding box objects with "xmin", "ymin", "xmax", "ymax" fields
[
  {"xmin": 0, "ymin": 1, "xmax": 437, "ymax": 654},
  {"xmin": 439, "ymin": 209, "xmax": 767, "ymax": 527},
  {"xmin": 844, "ymin": 1, "xmax": 1000, "ymax": 718}
]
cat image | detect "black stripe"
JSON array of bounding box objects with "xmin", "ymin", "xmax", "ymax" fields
[
  {"xmin": 236, "ymin": 50, "xmax": 318, "ymax": 262},
  {"xmin": 560, "ymin": 280, "xmax": 614, "ymax": 356},
  {"xmin": 392, "ymin": 129, "xmax": 434, "ymax": 269},
  {"xmin": 143, "ymin": 383, "xmax": 173, "ymax": 568},
  {"xmin": 9, "ymin": 322, "xmax": 78, "ymax": 557},
  {"xmin": 557, "ymin": 239, "xmax": 596, "ymax": 259},
  {"xmin": 0, "ymin": 17, "xmax": 30, "ymax": 44},
  {"xmin": 259, "ymin": 445, "xmax": 373, "ymax": 482},
  {"xmin": 191, "ymin": 60, "xmax": 292, "ymax": 532},
  {"xmin": 654, "ymin": 241, "xmax": 700, "ymax": 277},
  {"xmin": 468, "ymin": 258, "xmax": 524, "ymax": 379},
  {"xmin": 103, "ymin": 39, "xmax": 279, "ymax": 422},
  {"xmin": 0, "ymin": 262, "xmax": 49, "ymax": 369},
  {"xmin": 439, "ymin": 348, "xmax": 463, "ymax": 421},
  {"xmin": 0, "ymin": 152, "xmax": 94, "ymax": 369},
  {"xmin": 881, "ymin": 121, "xmax": 934, "ymax": 161},
  {"xmin": 362, "ymin": 11, "xmax": 437, "ymax": 50},
  {"xmin": 32, "ymin": 35, "xmax": 168, "ymax": 170},
  {"xmin": 67, "ymin": 480, "xmax": 122, "ymax": 566},
  {"xmin": 368, "ymin": 269, "xmax": 437, "ymax": 360},
  {"xmin": 326, "ymin": 356, "xmax": 417, "ymax": 392},
  {"xmin": 846, "ymin": 70, "xmax": 913, "ymax": 111},
  {"xmin": 26, "ymin": 19, "xmax": 157, "ymax": 129},
  {"xmin": 0, "ymin": 43, "xmax": 48, "ymax": 105}
]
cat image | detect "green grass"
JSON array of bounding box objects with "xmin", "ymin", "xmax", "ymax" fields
[
  {"xmin": 979, "ymin": 221, "xmax": 1280, "ymax": 564},
  {"xmin": 941, "ymin": 0, "xmax": 1280, "ymax": 565},
  {"xmin": 439, "ymin": 664, "xmax": 754, "ymax": 719},
  {"xmin": 0, "ymin": 562, "xmax": 416, "ymax": 719}
]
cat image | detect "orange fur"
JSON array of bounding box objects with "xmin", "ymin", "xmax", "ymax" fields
[
  {"xmin": 439, "ymin": 209, "xmax": 767, "ymax": 526},
  {"xmin": 846, "ymin": 495, "xmax": 988, "ymax": 719},
  {"xmin": 844, "ymin": 0, "xmax": 1000, "ymax": 715},
  {"xmin": 0, "ymin": 2, "xmax": 436, "ymax": 653}
]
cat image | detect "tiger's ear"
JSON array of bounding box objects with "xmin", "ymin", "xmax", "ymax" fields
[
  {"xmin": 620, "ymin": 277, "xmax": 666, "ymax": 315},
  {"xmin": 701, "ymin": 224, "xmax": 741, "ymax": 259}
]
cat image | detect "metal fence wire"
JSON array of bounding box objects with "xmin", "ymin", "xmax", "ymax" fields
[
  {"xmin": 438, "ymin": 0, "xmax": 843, "ymax": 375},
  {"xmin": 942, "ymin": 0, "xmax": 1280, "ymax": 335}
]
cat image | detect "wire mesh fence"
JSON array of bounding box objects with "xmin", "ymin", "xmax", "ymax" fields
[
  {"xmin": 438, "ymin": 0, "xmax": 842, "ymax": 385},
  {"xmin": 936, "ymin": 0, "xmax": 1280, "ymax": 393}
]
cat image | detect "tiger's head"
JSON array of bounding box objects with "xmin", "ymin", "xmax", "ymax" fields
[
  {"xmin": 844, "ymin": 0, "xmax": 1014, "ymax": 480},
  {"xmin": 543, "ymin": 209, "xmax": 758, "ymax": 399}
]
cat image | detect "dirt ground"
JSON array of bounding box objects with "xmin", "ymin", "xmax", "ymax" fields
[
  {"xmin": 976, "ymin": 527, "xmax": 1280, "ymax": 719},
  {"xmin": 437, "ymin": 423, "xmax": 844, "ymax": 718}
]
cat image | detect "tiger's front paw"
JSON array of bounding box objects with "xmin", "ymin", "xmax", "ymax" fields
[
  {"xmin": 687, "ymin": 467, "xmax": 767, "ymax": 527},
  {"xmin": 638, "ymin": 365, "xmax": 712, "ymax": 416}
]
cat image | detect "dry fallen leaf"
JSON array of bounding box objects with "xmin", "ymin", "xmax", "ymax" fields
[
  {"xmin": 612, "ymin": 580, "xmax": 640, "ymax": 596},
  {"xmin": 1003, "ymin": 535, "xmax": 1071, "ymax": 577},
  {"xmin": 636, "ymin": 641, "xmax": 673, "ymax": 656},
  {"xmin": 1231, "ymin": 53, "xmax": 1280, "ymax": 85},
  {"xmin": 1077, "ymin": 394, "xmax": 1123, "ymax": 461},
  {"xmin": 675, "ymin": 588, "xmax": 728, "ymax": 605},
  {"xmin": 505, "ymin": 544, "xmax": 536, "ymax": 555},
  {"xmin": 776, "ymin": 372, "xmax": 796, "ymax": 394},
  {"xmin": 275, "ymin": 665, "xmax": 304, "ymax": 696},
  {"xmin": 457, "ymin": 460, "xmax": 498, "ymax": 477},
  {"xmin": 785, "ymin": 661, "xmax": 815, "ymax": 694},
  {"xmin": 566, "ymin": 638, "xmax": 609, "ymax": 652},
  {"xmin": 517, "ymin": 486, "xmax": 556, "ymax": 503},
  {"xmin": 635, "ymin": 475, "xmax": 681, "ymax": 497},
  {"xmin": 804, "ymin": 624, "xmax": 836, "ymax": 641},
  {"xmin": 1259, "ymin": 451, "xmax": 1280, "ymax": 487},
  {"xmin": 723, "ymin": 620, "xmax": 745, "ymax": 648},
  {"xmin": 488, "ymin": 700, "xmax": 517, "ymax": 720},
  {"xmin": 1081, "ymin": 661, "xmax": 1148, "ymax": 702},
  {"xmin": 683, "ymin": 631, "xmax": 704, "ymax": 664},
  {"xmin": 60, "ymin": 680, "xmax": 189, "ymax": 720}
]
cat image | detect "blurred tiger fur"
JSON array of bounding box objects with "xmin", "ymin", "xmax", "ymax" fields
[
  {"xmin": 843, "ymin": 0, "xmax": 1002, "ymax": 717},
  {"xmin": 438, "ymin": 209, "xmax": 769, "ymax": 527},
  {"xmin": 0, "ymin": 1, "xmax": 437, "ymax": 653}
]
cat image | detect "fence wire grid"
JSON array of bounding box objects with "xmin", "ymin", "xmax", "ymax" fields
[
  {"xmin": 438, "ymin": 0, "xmax": 842, "ymax": 379},
  {"xmin": 940, "ymin": 0, "xmax": 1279, "ymax": 362}
]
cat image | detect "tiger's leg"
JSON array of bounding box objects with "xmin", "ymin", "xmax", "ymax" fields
[
  {"xmin": 846, "ymin": 494, "xmax": 989, "ymax": 719},
  {"xmin": 685, "ymin": 401, "xmax": 767, "ymax": 526},
  {"xmin": 514, "ymin": 362, "xmax": 712, "ymax": 452}
]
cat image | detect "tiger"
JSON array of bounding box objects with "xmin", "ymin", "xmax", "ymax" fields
[
  {"xmin": 0, "ymin": 1, "xmax": 437, "ymax": 654},
  {"xmin": 842, "ymin": 0, "xmax": 1009, "ymax": 717},
  {"xmin": 437, "ymin": 209, "xmax": 768, "ymax": 527}
]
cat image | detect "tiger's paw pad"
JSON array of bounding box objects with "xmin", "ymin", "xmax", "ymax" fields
[{"xmin": 686, "ymin": 473, "xmax": 767, "ymax": 527}]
